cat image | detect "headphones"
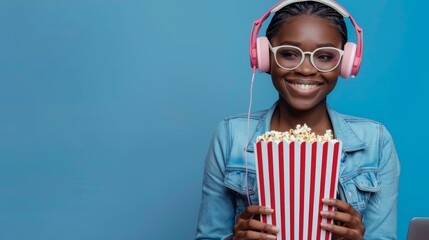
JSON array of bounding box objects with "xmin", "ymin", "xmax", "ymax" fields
[{"xmin": 249, "ymin": 0, "xmax": 363, "ymax": 79}]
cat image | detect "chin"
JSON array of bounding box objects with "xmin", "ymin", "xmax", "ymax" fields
[{"xmin": 284, "ymin": 98, "xmax": 326, "ymax": 112}]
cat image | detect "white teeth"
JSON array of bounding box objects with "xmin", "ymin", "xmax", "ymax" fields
[{"xmin": 292, "ymin": 83, "xmax": 318, "ymax": 90}]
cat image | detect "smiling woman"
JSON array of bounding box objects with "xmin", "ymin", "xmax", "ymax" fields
[
  {"xmin": 195, "ymin": 1, "xmax": 399, "ymax": 240},
  {"xmin": 269, "ymin": 14, "xmax": 342, "ymax": 117}
]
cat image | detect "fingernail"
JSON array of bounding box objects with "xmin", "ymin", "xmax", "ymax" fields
[
  {"xmin": 322, "ymin": 198, "xmax": 332, "ymax": 204},
  {"xmin": 265, "ymin": 234, "xmax": 277, "ymax": 239},
  {"xmin": 320, "ymin": 211, "xmax": 329, "ymax": 217},
  {"xmin": 265, "ymin": 207, "xmax": 274, "ymax": 213},
  {"xmin": 320, "ymin": 222, "xmax": 329, "ymax": 228},
  {"xmin": 271, "ymin": 226, "xmax": 280, "ymax": 233}
]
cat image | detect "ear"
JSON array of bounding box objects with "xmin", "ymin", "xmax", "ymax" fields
[{"xmin": 256, "ymin": 37, "xmax": 270, "ymax": 73}]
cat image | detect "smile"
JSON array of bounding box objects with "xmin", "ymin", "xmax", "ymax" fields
[{"xmin": 291, "ymin": 83, "xmax": 319, "ymax": 90}]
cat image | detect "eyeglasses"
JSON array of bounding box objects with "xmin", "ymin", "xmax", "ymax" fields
[{"xmin": 269, "ymin": 43, "xmax": 344, "ymax": 72}]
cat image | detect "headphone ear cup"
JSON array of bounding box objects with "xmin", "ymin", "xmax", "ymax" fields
[
  {"xmin": 340, "ymin": 42, "xmax": 357, "ymax": 79},
  {"xmin": 256, "ymin": 37, "xmax": 270, "ymax": 73}
]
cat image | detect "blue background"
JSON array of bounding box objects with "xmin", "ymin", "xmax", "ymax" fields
[{"xmin": 0, "ymin": 0, "xmax": 426, "ymax": 239}]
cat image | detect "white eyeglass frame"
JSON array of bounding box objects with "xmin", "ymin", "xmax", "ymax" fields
[{"xmin": 268, "ymin": 43, "xmax": 344, "ymax": 72}]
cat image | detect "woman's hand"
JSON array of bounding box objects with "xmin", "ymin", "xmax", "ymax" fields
[
  {"xmin": 233, "ymin": 206, "xmax": 279, "ymax": 240},
  {"xmin": 320, "ymin": 198, "xmax": 365, "ymax": 240}
]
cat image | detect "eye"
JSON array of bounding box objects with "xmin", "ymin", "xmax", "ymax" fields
[
  {"xmin": 277, "ymin": 48, "xmax": 300, "ymax": 60},
  {"xmin": 315, "ymin": 53, "xmax": 335, "ymax": 62},
  {"xmin": 314, "ymin": 49, "xmax": 339, "ymax": 62}
]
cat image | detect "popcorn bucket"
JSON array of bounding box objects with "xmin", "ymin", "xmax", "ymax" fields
[{"xmin": 255, "ymin": 141, "xmax": 342, "ymax": 240}]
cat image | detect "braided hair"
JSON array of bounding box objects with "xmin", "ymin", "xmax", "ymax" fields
[{"xmin": 266, "ymin": 1, "xmax": 348, "ymax": 47}]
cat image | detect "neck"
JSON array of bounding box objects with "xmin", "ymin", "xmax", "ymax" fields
[{"xmin": 271, "ymin": 99, "xmax": 332, "ymax": 136}]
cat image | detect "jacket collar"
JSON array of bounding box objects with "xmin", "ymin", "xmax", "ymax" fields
[
  {"xmin": 246, "ymin": 102, "xmax": 368, "ymax": 153},
  {"xmin": 327, "ymin": 106, "xmax": 368, "ymax": 152}
]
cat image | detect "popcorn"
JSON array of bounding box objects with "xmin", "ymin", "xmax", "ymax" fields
[{"xmin": 256, "ymin": 124, "xmax": 337, "ymax": 143}]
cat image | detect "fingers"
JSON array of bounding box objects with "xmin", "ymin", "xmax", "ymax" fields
[
  {"xmin": 320, "ymin": 222, "xmax": 364, "ymax": 240},
  {"xmin": 233, "ymin": 230, "xmax": 278, "ymax": 240},
  {"xmin": 322, "ymin": 198, "xmax": 361, "ymax": 220},
  {"xmin": 233, "ymin": 206, "xmax": 279, "ymax": 240},
  {"xmin": 320, "ymin": 210, "xmax": 359, "ymax": 226},
  {"xmin": 235, "ymin": 218, "xmax": 279, "ymax": 234},
  {"xmin": 238, "ymin": 206, "xmax": 274, "ymax": 219},
  {"xmin": 320, "ymin": 199, "xmax": 365, "ymax": 240}
]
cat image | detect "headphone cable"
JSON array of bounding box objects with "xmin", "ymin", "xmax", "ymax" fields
[{"xmin": 244, "ymin": 66, "xmax": 257, "ymax": 206}]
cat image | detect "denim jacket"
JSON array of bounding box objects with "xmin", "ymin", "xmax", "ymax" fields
[{"xmin": 195, "ymin": 102, "xmax": 400, "ymax": 240}]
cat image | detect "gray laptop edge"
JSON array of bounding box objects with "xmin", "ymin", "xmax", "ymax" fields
[{"xmin": 407, "ymin": 217, "xmax": 429, "ymax": 240}]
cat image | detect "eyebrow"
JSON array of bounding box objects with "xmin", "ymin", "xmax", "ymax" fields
[{"xmin": 277, "ymin": 40, "xmax": 338, "ymax": 48}]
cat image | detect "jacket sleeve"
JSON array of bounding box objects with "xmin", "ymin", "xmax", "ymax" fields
[
  {"xmin": 195, "ymin": 120, "xmax": 236, "ymax": 240},
  {"xmin": 363, "ymin": 125, "xmax": 400, "ymax": 239}
]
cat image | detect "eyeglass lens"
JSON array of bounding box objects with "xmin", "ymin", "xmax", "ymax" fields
[{"xmin": 275, "ymin": 46, "xmax": 341, "ymax": 71}]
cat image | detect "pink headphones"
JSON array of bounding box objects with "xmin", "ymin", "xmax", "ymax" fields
[{"xmin": 249, "ymin": 0, "xmax": 363, "ymax": 79}]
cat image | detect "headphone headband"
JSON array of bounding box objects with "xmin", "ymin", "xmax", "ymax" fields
[
  {"xmin": 271, "ymin": 0, "xmax": 348, "ymax": 16},
  {"xmin": 249, "ymin": 0, "xmax": 363, "ymax": 78}
]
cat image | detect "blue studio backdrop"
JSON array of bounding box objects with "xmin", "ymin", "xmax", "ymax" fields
[{"xmin": 0, "ymin": 0, "xmax": 426, "ymax": 239}]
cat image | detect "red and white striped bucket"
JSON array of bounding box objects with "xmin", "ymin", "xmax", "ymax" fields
[{"xmin": 255, "ymin": 141, "xmax": 342, "ymax": 240}]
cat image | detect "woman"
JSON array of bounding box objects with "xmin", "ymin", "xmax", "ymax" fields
[{"xmin": 196, "ymin": 1, "xmax": 400, "ymax": 239}]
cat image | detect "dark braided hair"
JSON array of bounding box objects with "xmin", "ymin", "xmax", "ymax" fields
[{"xmin": 266, "ymin": 1, "xmax": 347, "ymax": 47}]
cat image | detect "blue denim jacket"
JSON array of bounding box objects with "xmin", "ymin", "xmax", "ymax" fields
[{"xmin": 195, "ymin": 102, "xmax": 400, "ymax": 240}]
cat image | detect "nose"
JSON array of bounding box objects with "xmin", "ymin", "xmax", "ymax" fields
[{"xmin": 295, "ymin": 54, "xmax": 317, "ymax": 76}]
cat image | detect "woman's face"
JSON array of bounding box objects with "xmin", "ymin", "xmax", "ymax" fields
[{"xmin": 270, "ymin": 14, "xmax": 343, "ymax": 111}]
